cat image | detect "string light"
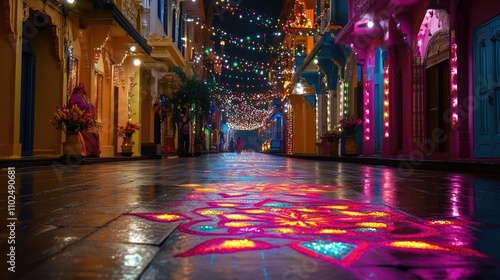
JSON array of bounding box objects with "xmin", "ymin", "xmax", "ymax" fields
[
  {"xmin": 363, "ymin": 78, "xmax": 370, "ymax": 141},
  {"xmin": 217, "ymin": 4, "xmax": 281, "ymax": 29},
  {"xmin": 286, "ymin": 108, "xmax": 293, "ymax": 154},
  {"xmin": 383, "ymin": 65, "xmax": 390, "ymax": 138},
  {"xmin": 450, "ymin": 30, "xmax": 458, "ymax": 129},
  {"xmin": 220, "ymin": 91, "xmax": 272, "ymax": 131}
]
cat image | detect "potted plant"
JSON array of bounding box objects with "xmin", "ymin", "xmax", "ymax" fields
[
  {"xmin": 320, "ymin": 130, "xmax": 341, "ymax": 157},
  {"xmin": 339, "ymin": 117, "xmax": 363, "ymax": 136},
  {"xmin": 116, "ymin": 121, "xmax": 140, "ymax": 156},
  {"xmin": 167, "ymin": 65, "xmax": 215, "ymax": 138},
  {"xmin": 194, "ymin": 134, "xmax": 205, "ymax": 156},
  {"xmin": 339, "ymin": 117, "xmax": 362, "ymax": 156},
  {"xmin": 51, "ymin": 104, "xmax": 95, "ymax": 156}
]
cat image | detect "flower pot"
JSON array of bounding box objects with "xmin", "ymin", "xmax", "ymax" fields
[
  {"xmin": 329, "ymin": 142, "xmax": 339, "ymax": 157},
  {"xmin": 62, "ymin": 132, "xmax": 82, "ymax": 156},
  {"xmin": 344, "ymin": 136, "xmax": 358, "ymax": 156},
  {"xmin": 121, "ymin": 137, "xmax": 134, "ymax": 156},
  {"xmin": 194, "ymin": 143, "xmax": 203, "ymax": 155}
]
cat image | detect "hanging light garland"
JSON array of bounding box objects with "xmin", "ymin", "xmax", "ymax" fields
[
  {"xmin": 213, "ymin": 29, "xmax": 270, "ymax": 53},
  {"xmin": 211, "ymin": 3, "xmax": 286, "ymax": 130},
  {"xmin": 222, "ymin": 92, "xmax": 271, "ymax": 131},
  {"xmin": 217, "ymin": 4, "xmax": 281, "ymax": 29},
  {"xmin": 218, "ymin": 56, "xmax": 270, "ymax": 74},
  {"xmin": 219, "ymin": 89, "xmax": 274, "ymax": 108},
  {"xmin": 218, "ymin": 82, "xmax": 271, "ymax": 89}
]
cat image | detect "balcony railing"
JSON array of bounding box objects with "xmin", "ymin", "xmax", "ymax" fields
[
  {"xmin": 119, "ymin": 0, "xmax": 142, "ymax": 31},
  {"xmin": 351, "ymin": 0, "xmax": 376, "ymax": 20}
]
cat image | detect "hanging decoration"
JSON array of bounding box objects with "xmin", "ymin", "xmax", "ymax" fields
[
  {"xmin": 218, "ymin": 82, "xmax": 271, "ymax": 90},
  {"xmin": 212, "ymin": 27, "xmax": 272, "ymax": 53},
  {"xmin": 212, "ymin": 3, "xmax": 286, "ymax": 131},
  {"xmin": 217, "ymin": 3, "xmax": 281, "ymax": 29},
  {"xmin": 218, "ymin": 55, "xmax": 270, "ymax": 73},
  {"xmin": 221, "ymin": 92, "xmax": 271, "ymax": 131}
]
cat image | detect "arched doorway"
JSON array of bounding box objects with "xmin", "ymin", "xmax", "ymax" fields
[
  {"xmin": 425, "ymin": 30, "xmax": 450, "ymax": 153},
  {"xmin": 21, "ymin": 10, "xmax": 63, "ymax": 156}
]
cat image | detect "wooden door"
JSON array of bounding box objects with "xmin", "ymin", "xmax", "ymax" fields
[
  {"xmin": 474, "ymin": 16, "xmax": 500, "ymax": 157},
  {"xmin": 426, "ymin": 61, "xmax": 450, "ymax": 152}
]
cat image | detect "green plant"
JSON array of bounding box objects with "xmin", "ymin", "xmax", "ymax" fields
[{"xmin": 167, "ymin": 66, "xmax": 215, "ymax": 134}]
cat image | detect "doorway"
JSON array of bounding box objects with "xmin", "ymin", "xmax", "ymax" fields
[
  {"xmin": 113, "ymin": 86, "xmax": 119, "ymax": 155},
  {"xmin": 473, "ymin": 16, "xmax": 500, "ymax": 157},
  {"xmin": 20, "ymin": 38, "xmax": 36, "ymax": 156},
  {"xmin": 425, "ymin": 30, "xmax": 451, "ymax": 153},
  {"xmin": 426, "ymin": 60, "xmax": 450, "ymax": 152}
]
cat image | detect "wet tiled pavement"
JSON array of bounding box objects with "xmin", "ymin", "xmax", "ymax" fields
[{"xmin": 1, "ymin": 153, "xmax": 500, "ymax": 279}]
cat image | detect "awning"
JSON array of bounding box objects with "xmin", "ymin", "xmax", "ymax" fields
[
  {"xmin": 286, "ymin": 35, "xmax": 325, "ymax": 93},
  {"xmin": 335, "ymin": 0, "xmax": 417, "ymax": 47},
  {"xmin": 147, "ymin": 35, "xmax": 187, "ymax": 68},
  {"xmin": 285, "ymin": 31, "xmax": 344, "ymax": 95}
]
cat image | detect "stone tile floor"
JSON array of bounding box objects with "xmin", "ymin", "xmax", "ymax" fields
[{"xmin": 1, "ymin": 153, "xmax": 500, "ymax": 279}]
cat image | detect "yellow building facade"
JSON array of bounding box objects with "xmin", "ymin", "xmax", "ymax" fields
[{"xmin": 1, "ymin": 0, "xmax": 203, "ymax": 158}]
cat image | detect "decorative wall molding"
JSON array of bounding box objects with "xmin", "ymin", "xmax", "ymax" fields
[
  {"xmin": 113, "ymin": 65, "xmax": 120, "ymax": 87},
  {"xmin": 426, "ymin": 30, "xmax": 450, "ymax": 68},
  {"xmin": 120, "ymin": 66, "xmax": 125, "ymax": 90},
  {"xmin": 90, "ymin": 26, "xmax": 111, "ymax": 67},
  {"xmin": 122, "ymin": 0, "xmax": 144, "ymax": 30},
  {"xmin": 352, "ymin": 0, "xmax": 376, "ymax": 20},
  {"xmin": 22, "ymin": 0, "xmax": 64, "ymax": 67},
  {"xmin": 78, "ymin": 30, "xmax": 90, "ymax": 69},
  {"xmin": 5, "ymin": 0, "xmax": 17, "ymax": 51},
  {"xmin": 5, "ymin": 0, "xmax": 13, "ymax": 33},
  {"xmin": 103, "ymin": 47, "xmax": 113, "ymax": 80}
]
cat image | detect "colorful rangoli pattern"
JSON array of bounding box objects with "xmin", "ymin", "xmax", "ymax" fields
[{"xmin": 127, "ymin": 183, "xmax": 487, "ymax": 266}]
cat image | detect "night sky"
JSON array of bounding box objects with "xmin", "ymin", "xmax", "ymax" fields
[
  {"xmin": 212, "ymin": 0, "xmax": 284, "ymax": 90},
  {"xmin": 209, "ymin": 0, "xmax": 285, "ymax": 150}
]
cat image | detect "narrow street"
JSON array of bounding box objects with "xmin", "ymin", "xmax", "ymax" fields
[{"xmin": 2, "ymin": 153, "xmax": 500, "ymax": 279}]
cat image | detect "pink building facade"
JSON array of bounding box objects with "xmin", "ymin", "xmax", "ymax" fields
[{"xmin": 336, "ymin": 0, "xmax": 500, "ymax": 160}]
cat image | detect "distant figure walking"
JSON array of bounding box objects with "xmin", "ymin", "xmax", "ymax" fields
[
  {"xmin": 236, "ymin": 137, "xmax": 243, "ymax": 154},
  {"xmin": 229, "ymin": 137, "xmax": 235, "ymax": 153},
  {"xmin": 178, "ymin": 108, "xmax": 190, "ymax": 156}
]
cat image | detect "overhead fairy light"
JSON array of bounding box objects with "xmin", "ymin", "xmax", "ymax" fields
[
  {"xmin": 211, "ymin": 2, "xmax": 283, "ymax": 130},
  {"xmin": 221, "ymin": 91, "xmax": 272, "ymax": 131},
  {"xmin": 217, "ymin": 4, "xmax": 281, "ymax": 29}
]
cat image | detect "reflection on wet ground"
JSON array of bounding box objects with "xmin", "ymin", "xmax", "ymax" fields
[{"xmin": 1, "ymin": 153, "xmax": 500, "ymax": 279}]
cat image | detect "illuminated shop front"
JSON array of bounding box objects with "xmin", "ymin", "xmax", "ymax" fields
[{"xmin": 335, "ymin": 0, "xmax": 500, "ymax": 160}]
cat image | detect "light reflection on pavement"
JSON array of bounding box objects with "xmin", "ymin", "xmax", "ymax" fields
[{"xmin": 2, "ymin": 152, "xmax": 499, "ymax": 280}]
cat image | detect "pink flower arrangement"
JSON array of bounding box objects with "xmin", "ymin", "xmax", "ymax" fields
[
  {"xmin": 339, "ymin": 117, "xmax": 362, "ymax": 135},
  {"xmin": 116, "ymin": 121, "xmax": 141, "ymax": 138},
  {"xmin": 51, "ymin": 104, "xmax": 95, "ymax": 133}
]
